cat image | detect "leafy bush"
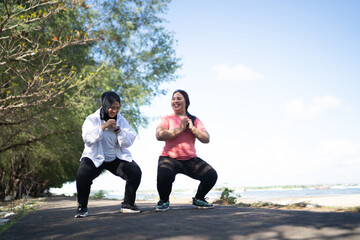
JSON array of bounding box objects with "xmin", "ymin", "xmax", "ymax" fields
[
  {"xmin": 214, "ymin": 186, "xmax": 240, "ymax": 205},
  {"xmin": 92, "ymin": 190, "xmax": 106, "ymax": 199}
]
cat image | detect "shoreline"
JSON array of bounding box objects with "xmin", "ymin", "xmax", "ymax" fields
[
  {"xmin": 49, "ymin": 186, "xmax": 360, "ymax": 209},
  {"xmin": 237, "ymin": 194, "xmax": 360, "ymax": 208}
]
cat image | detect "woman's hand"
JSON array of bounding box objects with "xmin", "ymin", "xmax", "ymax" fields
[
  {"xmin": 187, "ymin": 118, "xmax": 210, "ymax": 143},
  {"xmin": 101, "ymin": 119, "xmax": 117, "ymax": 131},
  {"xmin": 186, "ymin": 118, "xmax": 194, "ymax": 130},
  {"xmin": 180, "ymin": 118, "xmax": 189, "ymax": 131},
  {"xmin": 107, "ymin": 119, "xmax": 117, "ymax": 129}
]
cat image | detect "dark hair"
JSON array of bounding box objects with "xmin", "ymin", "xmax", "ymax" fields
[
  {"xmin": 100, "ymin": 91, "xmax": 121, "ymax": 121},
  {"xmin": 173, "ymin": 89, "xmax": 196, "ymax": 125}
]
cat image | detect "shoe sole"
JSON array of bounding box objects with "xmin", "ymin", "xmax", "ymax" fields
[
  {"xmin": 120, "ymin": 208, "xmax": 141, "ymax": 213},
  {"xmin": 74, "ymin": 212, "xmax": 88, "ymax": 218},
  {"xmin": 154, "ymin": 207, "xmax": 170, "ymax": 212}
]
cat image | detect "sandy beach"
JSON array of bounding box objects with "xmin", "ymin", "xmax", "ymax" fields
[{"xmin": 238, "ymin": 194, "xmax": 360, "ymax": 208}]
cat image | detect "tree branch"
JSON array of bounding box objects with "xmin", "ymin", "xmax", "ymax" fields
[{"xmin": 0, "ymin": 129, "xmax": 80, "ymax": 154}]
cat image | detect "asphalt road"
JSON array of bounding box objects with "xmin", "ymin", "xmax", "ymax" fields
[{"xmin": 1, "ymin": 196, "xmax": 360, "ymax": 240}]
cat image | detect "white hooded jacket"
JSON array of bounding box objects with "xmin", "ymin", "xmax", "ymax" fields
[{"xmin": 80, "ymin": 108, "xmax": 136, "ymax": 167}]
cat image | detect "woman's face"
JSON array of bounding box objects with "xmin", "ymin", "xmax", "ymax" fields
[
  {"xmin": 108, "ymin": 101, "xmax": 120, "ymax": 118},
  {"xmin": 171, "ymin": 92, "xmax": 186, "ymax": 114}
]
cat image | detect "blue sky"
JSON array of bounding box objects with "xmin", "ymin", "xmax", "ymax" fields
[{"xmin": 53, "ymin": 0, "xmax": 360, "ymax": 195}]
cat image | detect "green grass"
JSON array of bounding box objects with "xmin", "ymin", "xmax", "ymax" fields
[
  {"xmin": 0, "ymin": 199, "xmax": 41, "ymax": 234},
  {"xmin": 91, "ymin": 190, "xmax": 106, "ymax": 199}
]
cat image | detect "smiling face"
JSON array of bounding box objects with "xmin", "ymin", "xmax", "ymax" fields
[
  {"xmin": 171, "ymin": 92, "xmax": 187, "ymax": 115},
  {"xmin": 108, "ymin": 101, "xmax": 120, "ymax": 118}
]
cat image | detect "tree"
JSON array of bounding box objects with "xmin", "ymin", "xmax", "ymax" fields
[
  {"xmin": 83, "ymin": 0, "xmax": 180, "ymax": 127},
  {"xmin": 0, "ymin": 0, "xmax": 180, "ymax": 200}
]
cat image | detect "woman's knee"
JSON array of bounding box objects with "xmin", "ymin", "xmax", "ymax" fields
[
  {"xmin": 157, "ymin": 168, "xmax": 175, "ymax": 184},
  {"xmin": 128, "ymin": 161, "xmax": 142, "ymax": 182},
  {"xmin": 133, "ymin": 165, "xmax": 142, "ymax": 181},
  {"xmin": 76, "ymin": 170, "xmax": 93, "ymax": 186},
  {"xmin": 201, "ymin": 168, "xmax": 218, "ymax": 184},
  {"xmin": 76, "ymin": 163, "xmax": 96, "ymax": 179}
]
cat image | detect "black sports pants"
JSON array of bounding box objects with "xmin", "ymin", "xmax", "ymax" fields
[
  {"xmin": 76, "ymin": 157, "xmax": 142, "ymax": 208},
  {"xmin": 156, "ymin": 156, "xmax": 218, "ymax": 202}
]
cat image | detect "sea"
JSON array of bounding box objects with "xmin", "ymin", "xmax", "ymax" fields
[{"xmin": 96, "ymin": 185, "xmax": 360, "ymax": 202}]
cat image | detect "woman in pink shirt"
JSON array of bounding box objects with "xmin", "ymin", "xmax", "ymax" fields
[{"xmin": 154, "ymin": 89, "xmax": 218, "ymax": 211}]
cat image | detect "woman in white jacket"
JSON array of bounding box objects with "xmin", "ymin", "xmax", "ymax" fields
[{"xmin": 75, "ymin": 91, "xmax": 142, "ymax": 218}]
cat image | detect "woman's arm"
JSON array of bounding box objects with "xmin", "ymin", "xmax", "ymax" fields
[
  {"xmin": 116, "ymin": 116, "xmax": 137, "ymax": 148},
  {"xmin": 82, "ymin": 114, "xmax": 105, "ymax": 146},
  {"xmin": 187, "ymin": 119, "xmax": 210, "ymax": 143},
  {"xmin": 156, "ymin": 118, "xmax": 188, "ymax": 141}
]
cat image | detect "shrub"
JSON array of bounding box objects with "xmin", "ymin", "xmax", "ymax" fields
[
  {"xmin": 214, "ymin": 187, "xmax": 240, "ymax": 205},
  {"xmin": 92, "ymin": 190, "xmax": 106, "ymax": 199}
]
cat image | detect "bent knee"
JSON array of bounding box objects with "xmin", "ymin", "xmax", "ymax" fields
[
  {"xmin": 202, "ymin": 168, "xmax": 218, "ymax": 183},
  {"xmin": 157, "ymin": 168, "xmax": 175, "ymax": 183}
]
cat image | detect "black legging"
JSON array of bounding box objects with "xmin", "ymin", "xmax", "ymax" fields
[
  {"xmin": 156, "ymin": 156, "xmax": 218, "ymax": 202},
  {"xmin": 76, "ymin": 157, "xmax": 142, "ymax": 208}
]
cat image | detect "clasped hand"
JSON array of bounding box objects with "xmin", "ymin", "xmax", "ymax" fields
[
  {"xmin": 106, "ymin": 119, "xmax": 118, "ymax": 130},
  {"xmin": 180, "ymin": 118, "xmax": 194, "ymax": 131}
]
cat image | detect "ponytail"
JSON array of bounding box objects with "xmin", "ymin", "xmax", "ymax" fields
[{"xmin": 186, "ymin": 111, "xmax": 196, "ymax": 125}]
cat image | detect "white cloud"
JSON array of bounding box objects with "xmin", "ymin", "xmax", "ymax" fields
[
  {"xmin": 211, "ymin": 64, "xmax": 263, "ymax": 82},
  {"xmin": 283, "ymin": 95, "xmax": 341, "ymax": 121}
]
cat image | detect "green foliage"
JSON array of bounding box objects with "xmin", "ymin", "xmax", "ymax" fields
[
  {"xmin": 0, "ymin": 0, "xmax": 180, "ymax": 200},
  {"xmin": 250, "ymin": 202, "xmax": 283, "ymax": 208},
  {"xmin": 92, "ymin": 190, "xmax": 106, "ymax": 199},
  {"xmin": 0, "ymin": 200, "xmax": 39, "ymax": 234},
  {"xmin": 214, "ymin": 186, "xmax": 240, "ymax": 205},
  {"xmin": 344, "ymin": 207, "xmax": 360, "ymax": 212},
  {"xmin": 81, "ymin": 0, "xmax": 181, "ymax": 131},
  {"xmin": 220, "ymin": 187, "xmax": 237, "ymax": 205},
  {"xmin": 235, "ymin": 201, "xmax": 325, "ymax": 210}
]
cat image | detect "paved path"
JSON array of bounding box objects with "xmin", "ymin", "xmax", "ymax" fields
[{"xmin": 1, "ymin": 197, "xmax": 360, "ymax": 240}]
